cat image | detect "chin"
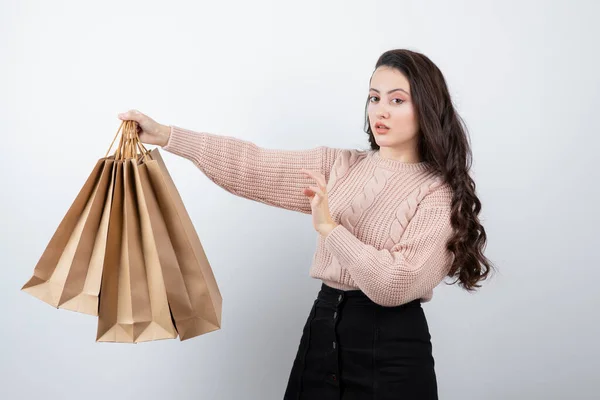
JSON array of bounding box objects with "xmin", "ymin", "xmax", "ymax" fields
[{"xmin": 374, "ymin": 136, "xmax": 394, "ymax": 146}]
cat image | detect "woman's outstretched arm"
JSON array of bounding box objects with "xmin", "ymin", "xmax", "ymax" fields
[{"xmin": 162, "ymin": 125, "xmax": 344, "ymax": 214}]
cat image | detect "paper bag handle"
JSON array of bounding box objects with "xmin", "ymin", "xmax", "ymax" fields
[{"xmin": 105, "ymin": 120, "xmax": 151, "ymax": 161}]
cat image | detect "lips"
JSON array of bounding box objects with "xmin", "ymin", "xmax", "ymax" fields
[{"xmin": 374, "ymin": 122, "xmax": 390, "ymax": 134}]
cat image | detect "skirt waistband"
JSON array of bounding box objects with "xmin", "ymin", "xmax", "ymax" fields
[{"xmin": 317, "ymin": 282, "xmax": 421, "ymax": 308}]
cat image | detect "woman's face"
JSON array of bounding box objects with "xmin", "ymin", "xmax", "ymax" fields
[{"xmin": 368, "ymin": 66, "xmax": 420, "ymax": 158}]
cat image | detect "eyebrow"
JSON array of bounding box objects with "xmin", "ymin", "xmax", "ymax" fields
[{"xmin": 369, "ymin": 87, "xmax": 410, "ymax": 96}]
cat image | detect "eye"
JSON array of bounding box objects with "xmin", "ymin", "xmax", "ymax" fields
[{"xmin": 368, "ymin": 96, "xmax": 404, "ymax": 105}]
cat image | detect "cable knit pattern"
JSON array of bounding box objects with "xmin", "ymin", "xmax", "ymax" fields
[
  {"xmin": 163, "ymin": 125, "xmax": 455, "ymax": 307},
  {"xmin": 383, "ymin": 177, "xmax": 444, "ymax": 250},
  {"xmin": 340, "ymin": 167, "xmax": 396, "ymax": 234}
]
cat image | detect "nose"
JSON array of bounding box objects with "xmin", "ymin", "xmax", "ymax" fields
[
  {"xmin": 376, "ymin": 109, "xmax": 389, "ymax": 119},
  {"xmin": 374, "ymin": 103, "xmax": 390, "ymax": 119}
]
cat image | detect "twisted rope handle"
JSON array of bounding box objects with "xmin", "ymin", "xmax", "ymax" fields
[{"xmin": 105, "ymin": 120, "xmax": 151, "ymax": 161}]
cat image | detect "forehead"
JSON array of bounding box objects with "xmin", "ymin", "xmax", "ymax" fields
[{"xmin": 370, "ymin": 66, "xmax": 410, "ymax": 91}]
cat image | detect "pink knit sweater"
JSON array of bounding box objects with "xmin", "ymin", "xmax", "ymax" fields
[{"xmin": 163, "ymin": 126, "xmax": 455, "ymax": 307}]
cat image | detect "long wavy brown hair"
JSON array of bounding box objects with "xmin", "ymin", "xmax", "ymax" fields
[{"xmin": 364, "ymin": 49, "xmax": 495, "ymax": 291}]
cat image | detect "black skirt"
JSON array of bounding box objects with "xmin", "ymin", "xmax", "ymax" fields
[{"xmin": 283, "ymin": 282, "xmax": 438, "ymax": 400}]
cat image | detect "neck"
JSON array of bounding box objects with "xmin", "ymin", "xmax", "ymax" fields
[{"xmin": 377, "ymin": 146, "xmax": 421, "ymax": 163}]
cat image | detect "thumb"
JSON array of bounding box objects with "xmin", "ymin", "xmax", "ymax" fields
[{"xmin": 118, "ymin": 109, "xmax": 142, "ymax": 121}]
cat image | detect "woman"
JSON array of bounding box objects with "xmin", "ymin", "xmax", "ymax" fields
[{"xmin": 118, "ymin": 48, "xmax": 494, "ymax": 399}]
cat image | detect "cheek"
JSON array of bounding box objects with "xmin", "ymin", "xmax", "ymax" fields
[
  {"xmin": 367, "ymin": 112, "xmax": 377, "ymax": 128},
  {"xmin": 391, "ymin": 108, "xmax": 417, "ymax": 128}
]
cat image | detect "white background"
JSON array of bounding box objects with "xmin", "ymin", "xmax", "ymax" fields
[{"xmin": 1, "ymin": 0, "xmax": 599, "ymax": 399}]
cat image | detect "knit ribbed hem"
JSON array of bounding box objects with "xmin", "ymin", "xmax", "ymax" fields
[
  {"xmin": 368, "ymin": 150, "xmax": 431, "ymax": 172},
  {"xmin": 323, "ymin": 224, "xmax": 364, "ymax": 270},
  {"xmin": 162, "ymin": 125, "xmax": 207, "ymax": 163}
]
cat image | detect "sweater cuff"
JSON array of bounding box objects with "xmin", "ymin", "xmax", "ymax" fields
[
  {"xmin": 162, "ymin": 125, "xmax": 207, "ymax": 163},
  {"xmin": 323, "ymin": 224, "xmax": 364, "ymax": 270}
]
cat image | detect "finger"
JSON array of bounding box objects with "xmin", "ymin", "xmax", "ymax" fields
[
  {"xmin": 311, "ymin": 171, "xmax": 327, "ymax": 190},
  {"xmin": 301, "ymin": 169, "xmax": 327, "ymax": 190},
  {"xmin": 316, "ymin": 174, "xmax": 327, "ymax": 190},
  {"xmin": 303, "ymin": 187, "xmax": 314, "ymax": 197},
  {"xmin": 308, "ymin": 185, "xmax": 325, "ymax": 197}
]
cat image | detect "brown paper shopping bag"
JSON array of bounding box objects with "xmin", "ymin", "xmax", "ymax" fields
[
  {"xmin": 21, "ymin": 158, "xmax": 115, "ymax": 316},
  {"xmin": 137, "ymin": 149, "xmax": 222, "ymax": 340},
  {"xmin": 23, "ymin": 119, "xmax": 221, "ymax": 343},
  {"xmin": 96, "ymin": 123, "xmax": 177, "ymax": 343}
]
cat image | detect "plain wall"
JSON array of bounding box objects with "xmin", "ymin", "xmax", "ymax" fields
[{"xmin": 1, "ymin": 0, "xmax": 598, "ymax": 399}]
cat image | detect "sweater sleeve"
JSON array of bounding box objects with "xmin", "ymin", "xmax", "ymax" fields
[
  {"xmin": 162, "ymin": 125, "xmax": 344, "ymax": 214},
  {"xmin": 323, "ymin": 205, "xmax": 454, "ymax": 307}
]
